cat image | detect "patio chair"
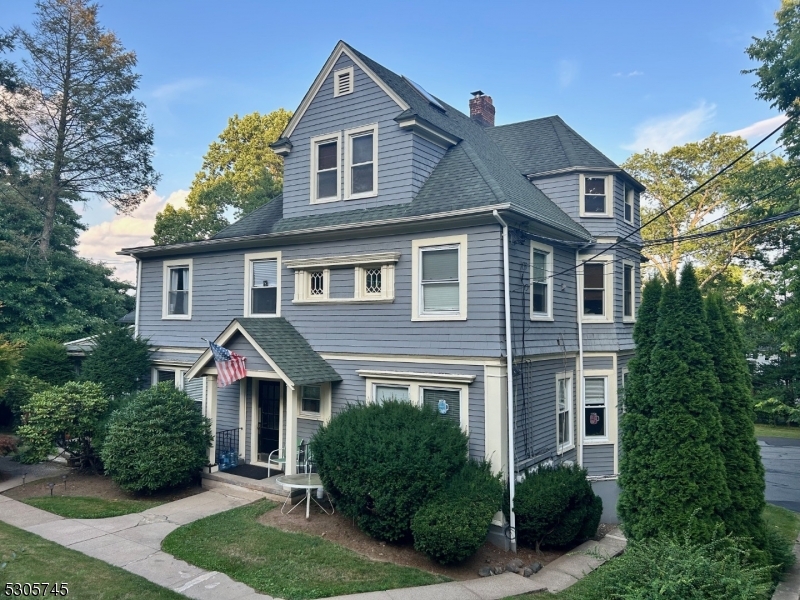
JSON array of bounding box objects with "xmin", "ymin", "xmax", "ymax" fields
[{"xmin": 267, "ymin": 438, "xmax": 306, "ymax": 477}]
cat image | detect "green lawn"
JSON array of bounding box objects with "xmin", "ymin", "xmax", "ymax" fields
[
  {"xmin": 22, "ymin": 496, "xmax": 162, "ymax": 519},
  {"xmin": 0, "ymin": 521, "xmax": 184, "ymax": 600},
  {"xmin": 763, "ymin": 503, "xmax": 800, "ymax": 544},
  {"xmin": 755, "ymin": 423, "xmax": 800, "ymax": 439},
  {"xmin": 162, "ymin": 499, "xmax": 449, "ymax": 600}
]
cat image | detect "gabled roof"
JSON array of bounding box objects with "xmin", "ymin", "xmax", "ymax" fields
[{"xmin": 186, "ymin": 318, "xmax": 341, "ymax": 387}]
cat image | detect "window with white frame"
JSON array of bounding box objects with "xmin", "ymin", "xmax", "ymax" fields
[
  {"xmin": 530, "ymin": 242, "xmax": 553, "ymax": 320},
  {"xmin": 623, "ymin": 261, "xmax": 635, "ymax": 321},
  {"xmin": 580, "ymin": 174, "xmax": 613, "ymax": 217},
  {"xmin": 244, "ymin": 252, "xmax": 281, "ymax": 317},
  {"xmin": 310, "ymin": 271, "xmax": 325, "ymax": 296},
  {"xmin": 583, "ymin": 376, "xmax": 607, "ymax": 439},
  {"xmin": 311, "ymin": 133, "xmax": 341, "ymax": 202},
  {"xmin": 301, "ymin": 385, "xmax": 321, "ymax": 414},
  {"xmin": 579, "ymin": 256, "xmax": 614, "ymax": 323},
  {"xmin": 355, "ymin": 263, "xmax": 395, "ymax": 301},
  {"xmin": 412, "ymin": 235, "xmax": 467, "ymax": 321},
  {"xmin": 345, "ymin": 125, "xmax": 377, "ymax": 199},
  {"xmin": 155, "ymin": 369, "xmax": 177, "ymax": 386},
  {"xmin": 557, "ymin": 373, "xmax": 573, "ymax": 452},
  {"xmin": 624, "ymin": 183, "xmax": 634, "ymax": 224},
  {"xmin": 421, "ymin": 387, "xmax": 461, "ymax": 426},
  {"xmin": 162, "ymin": 259, "xmax": 192, "ymax": 319},
  {"xmin": 373, "ymin": 384, "xmax": 410, "ymax": 404}
]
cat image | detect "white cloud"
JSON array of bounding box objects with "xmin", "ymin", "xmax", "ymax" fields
[
  {"xmin": 613, "ymin": 70, "xmax": 643, "ymax": 78},
  {"xmin": 624, "ymin": 102, "xmax": 717, "ymax": 152},
  {"xmin": 558, "ymin": 60, "xmax": 579, "ymax": 88},
  {"xmin": 151, "ymin": 78, "xmax": 208, "ymax": 101},
  {"xmin": 77, "ymin": 190, "xmax": 189, "ymax": 285},
  {"xmin": 724, "ymin": 114, "xmax": 788, "ymax": 143}
]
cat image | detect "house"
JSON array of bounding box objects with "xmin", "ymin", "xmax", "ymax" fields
[{"xmin": 118, "ymin": 42, "xmax": 643, "ymax": 524}]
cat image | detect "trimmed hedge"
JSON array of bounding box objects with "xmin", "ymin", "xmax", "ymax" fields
[
  {"xmin": 515, "ymin": 463, "xmax": 602, "ymax": 551},
  {"xmin": 311, "ymin": 400, "xmax": 468, "ymax": 542},
  {"xmin": 101, "ymin": 383, "xmax": 212, "ymax": 493},
  {"xmin": 412, "ymin": 460, "xmax": 503, "ymax": 564}
]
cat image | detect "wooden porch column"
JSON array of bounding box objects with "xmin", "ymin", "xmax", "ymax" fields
[
  {"xmin": 285, "ymin": 384, "xmax": 298, "ymax": 475},
  {"xmin": 207, "ymin": 375, "xmax": 218, "ymax": 468}
]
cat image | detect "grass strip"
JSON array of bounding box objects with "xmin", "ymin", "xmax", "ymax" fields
[
  {"xmin": 755, "ymin": 424, "xmax": 800, "ymax": 439},
  {"xmin": 0, "ymin": 521, "xmax": 183, "ymax": 599},
  {"xmin": 763, "ymin": 503, "xmax": 800, "ymax": 544},
  {"xmin": 22, "ymin": 496, "xmax": 161, "ymax": 519},
  {"xmin": 162, "ymin": 499, "xmax": 448, "ymax": 600}
]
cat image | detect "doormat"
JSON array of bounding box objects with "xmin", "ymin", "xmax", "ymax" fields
[{"xmin": 225, "ymin": 464, "xmax": 278, "ymax": 480}]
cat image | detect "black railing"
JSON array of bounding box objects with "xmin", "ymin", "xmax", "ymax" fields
[{"xmin": 216, "ymin": 428, "xmax": 239, "ymax": 471}]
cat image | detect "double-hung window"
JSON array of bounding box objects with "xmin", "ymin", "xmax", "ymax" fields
[
  {"xmin": 373, "ymin": 384, "xmax": 410, "ymax": 405},
  {"xmin": 580, "ymin": 174, "xmax": 613, "ymax": 217},
  {"xmin": 580, "ymin": 255, "xmax": 613, "ymax": 323},
  {"xmin": 624, "ymin": 183, "xmax": 634, "ymax": 224},
  {"xmin": 530, "ymin": 242, "xmax": 553, "ymax": 320},
  {"xmin": 422, "ymin": 387, "xmax": 461, "ymax": 426},
  {"xmin": 583, "ymin": 376, "xmax": 607, "ymax": 439},
  {"xmin": 345, "ymin": 125, "xmax": 377, "ymax": 199},
  {"xmin": 557, "ymin": 374, "xmax": 573, "ymax": 453},
  {"xmin": 244, "ymin": 252, "xmax": 281, "ymax": 317},
  {"xmin": 412, "ymin": 235, "xmax": 467, "ymax": 320},
  {"xmin": 162, "ymin": 259, "xmax": 192, "ymax": 319},
  {"xmin": 623, "ymin": 261, "xmax": 635, "ymax": 322},
  {"xmin": 311, "ymin": 133, "xmax": 341, "ymax": 203},
  {"xmin": 301, "ymin": 385, "xmax": 321, "ymax": 414}
]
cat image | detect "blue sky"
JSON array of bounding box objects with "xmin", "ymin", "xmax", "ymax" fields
[{"xmin": 1, "ymin": 0, "xmax": 786, "ymax": 282}]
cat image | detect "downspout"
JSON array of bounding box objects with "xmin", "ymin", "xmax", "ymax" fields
[
  {"xmin": 134, "ymin": 258, "xmax": 142, "ymax": 339},
  {"xmin": 576, "ymin": 250, "xmax": 585, "ymax": 468},
  {"xmin": 492, "ymin": 210, "xmax": 517, "ymax": 553}
]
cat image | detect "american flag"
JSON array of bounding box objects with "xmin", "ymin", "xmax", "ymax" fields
[{"xmin": 208, "ymin": 340, "xmax": 247, "ymax": 387}]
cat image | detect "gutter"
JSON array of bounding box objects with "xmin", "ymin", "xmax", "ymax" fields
[
  {"xmin": 576, "ymin": 250, "xmax": 585, "ymax": 469},
  {"xmin": 134, "ymin": 258, "xmax": 142, "ymax": 338},
  {"xmin": 492, "ymin": 210, "xmax": 517, "ymax": 553}
]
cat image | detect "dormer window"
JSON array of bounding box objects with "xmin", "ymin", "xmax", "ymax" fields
[
  {"xmin": 580, "ymin": 174, "xmax": 614, "ymax": 217},
  {"xmin": 311, "ymin": 132, "xmax": 341, "ymax": 203},
  {"xmin": 345, "ymin": 124, "xmax": 378, "ymax": 199},
  {"xmin": 333, "ymin": 67, "xmax": 354, "ymax": 97}
]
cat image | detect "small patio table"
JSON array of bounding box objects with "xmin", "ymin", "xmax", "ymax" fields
[{"xmin": 276, "ymin": 473, "xmax": 334, "ymax": 519}]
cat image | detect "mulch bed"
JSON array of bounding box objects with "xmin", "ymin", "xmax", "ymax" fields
[
  {"xmin": 259, "ymin": 503, "xmax": 584, "ymax": 581},
  {"xmin": 2, "ymin": 470, "xmax": 204, "ymax": 503}
]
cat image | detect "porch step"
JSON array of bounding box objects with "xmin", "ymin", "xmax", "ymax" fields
[{"xmin": 202, "ymin": 470, "xmax": 304, "ymax": 503}]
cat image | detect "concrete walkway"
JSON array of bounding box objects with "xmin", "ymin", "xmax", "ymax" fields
[
  {"xmin": 1, "ymin": 480, "xmax": 627, "ymax": 600},
  {"xmin": 0, "ymin": 455, "xmax": 70, "ymax": 493},
  {"xmin": 773, "ymin": 535, "xmax": 800, "ymax": 600}
]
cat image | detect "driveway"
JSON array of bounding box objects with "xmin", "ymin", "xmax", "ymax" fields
[{"xmin": 759, "ymin": 436, "xmax": 800, "ymax": 513}]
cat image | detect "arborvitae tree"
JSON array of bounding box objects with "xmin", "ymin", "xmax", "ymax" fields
[
  {"xmin": 705, "ymin": 294, "xmax": 766, "ymax": 542},
  {"xmin": 641, "ymin": 265, "xmax": 730, "ymax": 542},
  {"xmin": 80, "ymin": 326, "xmax": 150, "ymax": 398},
  {"xmin": 618, "ymin": 276, "xmax": 663, "ymax": 539},
  {"xmin": 17, "ymin": 339, "xmax": 74, "ymax": 386}
]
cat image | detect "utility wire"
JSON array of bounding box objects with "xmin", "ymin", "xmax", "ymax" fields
[{"xmin": 643, "ymin": 209, "xmax": 800, "ymax": 245}]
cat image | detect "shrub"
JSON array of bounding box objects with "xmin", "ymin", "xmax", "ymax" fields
[
  {"xmin": 80, "ymin": 326, "xmax": 151, "ymax": 398},
  {"xmin": 0, "ymin": 374, "xmax": 51, "ymax": 426},
  {"xmin": 515, "ymin": 463, "xmax": 602, "ymax": 552},
  {"xmin": 412, "ymin": 460, "xmax": 503, "ymax": 564},
  {"xmin": 567, "ymin": 530, "xmax": 774, "ymax": 600},
  {"xmin": 17, "ymin": 339, "xmax": 74, "ymax": 386},
  {"xmin": 754, "ymin": 398, "xmax": 800, "ymax": 426},
  {"xmin": 101, "ymin": 383, "xmax": 212, "ymax": 493},
  {"xmin": 16, "ymin": 381, "xmax": 108, "ymax": 466},
  {"xmin": 311, "ymin": 400, "xmax": 469, "ymax": 542}
]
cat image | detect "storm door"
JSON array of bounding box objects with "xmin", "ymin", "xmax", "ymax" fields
[{"xmin": 258, "ymin": 380, "xmax": 281, "ymax": 460}]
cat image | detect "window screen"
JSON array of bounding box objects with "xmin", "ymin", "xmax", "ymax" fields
[
  {"xmin": 422, "ymin": 388, "xmax": 460, "ymax": 425},
  {"xmin": 374, "ymin": 385, "xmax": 410, "ymax": 405},
  {"xmin": 168, "ymin": 267, "xmax": 189, "ymax": 315},
  {"xmin": 421, "ymin": 247, "xmax": 459, "ymax": 313},
  {"xmin": 251, "ymin": 259, "xmax": 278, "ymax": 315},
  {"xmin": 532, "ymin": 250, "xmax": 548, "ymax": 314},
  {"xmin": 584, "ymin": 377, "xmax": 606, "ymax": 437}
]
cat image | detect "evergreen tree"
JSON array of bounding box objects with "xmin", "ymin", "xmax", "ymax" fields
[
  {"xmin": 17, "ymin": 339, "xmax": 74, "ymax": 386},
  {"xmin": 80, "ymin": 326, "xmax": 150, "ymax": 398},
  {"xmin": 705, "ymin": 294, "xmax": 766, "ymax": 542},
  {"xmin": 641, "ymin": 265, "xmax": 730, "ymax": 542},
  {"xmin": 618, "ymin": 276, "xmax": 663, "ymax": 539}
]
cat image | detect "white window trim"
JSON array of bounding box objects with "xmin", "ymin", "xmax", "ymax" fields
[
  {"xmin": 297, "ymin": 382, "xmax": 332, "ymax": 422},
  {"xmin": 151, "ymin": 367, "xmax": 187, "ymax": 389},
  {"xmin": 578, "ymin": 254, "xmax": 614, "ymax": 324},
  {"xmin": 293, "ymin": 268, "xmax": 330, "ymax": 303},
  {"xmin": 530, "ymin": 241, "xmax": 554, "ymax": 321},
  {"xmin": 344, "ymin": 123, "xmax": 378, "ymax": 200},
  {"xmin": 622, "ymin": 259, "xmax": 636, "ymax": 323},
  {"xmin": 354, "ymin": 264, "xmax": 395, "ymax": 301},
  {"xmin": 162, "ymin": 258, "xmax": 193, "ymax": 320},
  {"xmin": 411, "ymin": 234, "xmax": 468, "ymax": 322},
  {"xmin": 623, "ymin": 182, "xmax": 634, "ymax": 225},
  {"xmin": 363, "ymin": 374, "xmax": 469, "ymax": 432},
  {"xmin": 310, "ymin": 131, "xmax": 342, "ymax": 204},
  {"xmin": 581, "ymin": 368, "xmax": 617, "ymax": 446},
  {"xmin": 244, "ymin": 251, "xmax": 282, "ymax": 318},
  {"xmin": 333, "ymin": 66, "xmax": 354, "ymax": 98},
  {"xmin": 620, "ymin": 366, "xmax": 629, "ymax": 414},
  {"xmin": 556, "ymin": 371, "xmax": 575, "ymax": 454},
  {"xmin": 579, "ymin": 174, "xmax": 614, "ymax": 218}
]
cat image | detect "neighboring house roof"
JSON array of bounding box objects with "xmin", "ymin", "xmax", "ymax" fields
[
  {"xmin": 64, "ymin": 335, "xmax": 98, "ymax": 358},
  {"xmin": 117, "ymin": 310, "xmax": 136, "ymax": 325},
  {"xmin": 186, "ymin": 318, "xmax": 342, "ymax": 387}
]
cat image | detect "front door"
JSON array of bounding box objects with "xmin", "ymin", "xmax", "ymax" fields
[{"xmin": 258, "ymin": 381, "xmax": 281, "ymax": 461}]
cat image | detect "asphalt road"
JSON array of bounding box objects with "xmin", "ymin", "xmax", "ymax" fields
[{"xmin": 759, "ymin": 436, "xmax": 800, "ymax": 513}]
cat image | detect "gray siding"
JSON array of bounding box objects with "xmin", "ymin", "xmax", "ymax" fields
[
  {"xmin": 584, "ymin": 357, "xmax": 613, "ymax": 370},
  {"xmin": 227, "ymin": 333, "xmax": 272, "ymax": 372},
  {"xmin": 150, "ymin": 349, "xmax": 202, "ymax": 367},
  {"xmin": 328, "ymin": 268, "xmax": 353, "ymax": 299},
  {"xmin": 215, "ymin": 381, "xmax": 240, "ymax": 433},
  {"xmin": 583, "ymin": 444, "xmax": 615, "ymax": 476},
  {"xmin": 138, "ymin": 225, "xmax": 504, "ymax": 358},
  {"xmin": 326, "ymin": 358, "xmax": 486, "ymax": 461},
  {"xmin": 282, "ymin": 54, "xmax": 443, "ymax": 218},
  {"xmin": 297, "ymin": 418, "xmax": 321, "ymax": 442}
]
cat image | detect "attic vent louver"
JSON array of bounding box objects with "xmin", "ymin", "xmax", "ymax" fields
[{"xmin": 334, "ymin": 67, "xmax": 354, "ymax": 97}]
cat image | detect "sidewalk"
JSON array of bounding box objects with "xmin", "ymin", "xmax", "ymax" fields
[
  {"xmin": 773, "ymin": 536, "xmax": 800, "ymax": 600},
  {"xmin": 0, "ymin": 481, "xmax": 626, "ymax": 600},
  {"xmin": 0, "ymin": 455, "xmax": 70, "ymax": 493}
]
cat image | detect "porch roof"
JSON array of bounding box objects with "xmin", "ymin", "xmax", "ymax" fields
[{"xmin": 186, "ymin": 317, "xmax": 342, "ymax": 387}]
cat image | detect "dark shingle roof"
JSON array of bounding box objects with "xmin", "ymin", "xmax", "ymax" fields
[
  {"xmin": 486, "ymin": 116, "xmax": 619, "ymax": 176},
  {"xmin": 236, "ymin": 317, "xmax": 341, "ymax": 386},
  {"xmin": 212, "ymin": 43, "xmax": 593, "ymax": 243},
  {"xmin": 117, "ymin": 310, "xmax": 136, "ymax": 325}
]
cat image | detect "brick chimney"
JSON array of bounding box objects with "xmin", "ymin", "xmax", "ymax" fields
[{"xmin": 469, "ymin": 91, "xmax": 495, "ymax": 127}]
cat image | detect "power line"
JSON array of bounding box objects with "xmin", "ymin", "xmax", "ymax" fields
[{"xmin": 643, "ymin": 209, "xmax": 800, "ymax": 246}]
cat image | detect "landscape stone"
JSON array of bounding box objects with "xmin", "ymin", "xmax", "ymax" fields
[
  {"xmin": 477, "ymin": 567, "xmax": 493, "ymax": 577},
  {"xmin": 522, "ymin": 567, "xmax": 533, "ymax": 577},
  {"xmin": 529, "ymin": 561, "xmax": 543, "ymax": 573}
]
